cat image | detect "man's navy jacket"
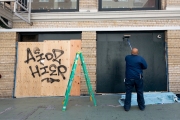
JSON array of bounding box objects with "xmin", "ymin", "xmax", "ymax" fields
[{"xmin": 125, "ymin": 55, "xmax": 147, "ymax": 80}]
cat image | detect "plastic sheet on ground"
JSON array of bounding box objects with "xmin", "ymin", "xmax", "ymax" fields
[{"xmin": 119, "ymin": 92, "xmax": 180, "ymax": 106}]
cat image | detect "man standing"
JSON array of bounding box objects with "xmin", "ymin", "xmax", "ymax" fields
[{"xmin": 124, "ymin": 48, "xmax": 147, "ymax": 111}]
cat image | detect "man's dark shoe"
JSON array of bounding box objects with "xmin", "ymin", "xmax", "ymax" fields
[
  {"xmin": 124, "ymin": 108, "xmax": 130, "ymax": 111},
  {"xmin": 124, "ymin": 105, "xmax": 130, "ymax": 111},
  {"xmin": 139, "ymin": 108, "xmax": 145, "ymax": 111}
]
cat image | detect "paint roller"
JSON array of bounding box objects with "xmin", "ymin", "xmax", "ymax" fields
[{"xmin": 123, "ymin": 35, "xmax": 132, "ymax": 50}]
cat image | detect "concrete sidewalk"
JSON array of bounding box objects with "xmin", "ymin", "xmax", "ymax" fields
[{"xmin": 0, "ymin": 95, "xmax": 180, "ymax": 120}]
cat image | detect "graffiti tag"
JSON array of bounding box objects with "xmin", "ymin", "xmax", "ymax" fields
[{"xmin": 24, "ymin": 48, "xmax": 67, "ymax": 83}]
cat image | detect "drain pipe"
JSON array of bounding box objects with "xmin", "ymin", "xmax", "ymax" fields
[
  {"xmin": 165, "ymin": 41, "xmax": 169, "ymax": 92},
  {"xmin": 13, "ymin": 42, "xmax": 18, "ymax": 98}
]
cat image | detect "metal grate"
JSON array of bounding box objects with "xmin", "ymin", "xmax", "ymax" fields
[{"xmin": 0, "ymin": 0, "xmax": 33, "ymax": 28}]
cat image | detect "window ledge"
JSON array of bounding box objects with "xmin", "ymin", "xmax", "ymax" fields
[{"xmin": 13, "ymin": 10, "xmax": 180, "ymax": 22}]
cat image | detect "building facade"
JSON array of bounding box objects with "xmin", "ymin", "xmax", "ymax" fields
[{"xmin": 0, "ymin": 0, "xmax": 180, "ymax": 98}]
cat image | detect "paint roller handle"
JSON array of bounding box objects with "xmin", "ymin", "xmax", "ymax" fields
[{"xmin": 127, "ymin": 39, "xmax": 132, "ymax": 50}]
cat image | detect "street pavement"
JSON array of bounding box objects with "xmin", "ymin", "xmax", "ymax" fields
[{"xmin": 0, "ymin": 94, "xmax": 180, "ymax": 120}]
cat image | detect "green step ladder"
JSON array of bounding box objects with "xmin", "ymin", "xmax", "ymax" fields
[{"xmin": 62, "ymin": 52, "xmax": 97, "ymax": 111}]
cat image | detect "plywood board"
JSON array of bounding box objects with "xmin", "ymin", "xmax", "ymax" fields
[
  {"xmin": 70, "ymin": 40, "xmax": 81, "ymax": 96},
  {"xmin": 41, "ymin": 40, "xmax": 70, "ymax": 96},
  {"xmin": 15, "ymin": 42, "xmax": 42, "ymax": 97},
  {"xmin": 15, "ymin": 40, "xmax": 81, "ymax": 97}
]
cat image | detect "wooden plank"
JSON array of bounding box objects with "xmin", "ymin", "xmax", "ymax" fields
[
  {"xmin": 22, "ymin": 42, "xmax": 28, "ymax": 97},
  {"xmin": 26, "ymin": 42, "xmax": 42, "ymax": 97},
  {"xmin": 15, "ymin": 42, "xmax": 42, "ymax": 97},
  {"xmin": 15, "ymin": 42, "xmax": 25, "ymax": 97},
  {"xmin": 41, "ymin": 40, "xmax": 70, "ymax": 96},
  {"xmin": 70, "ymin": 40, "xmax": 81, "ymax": 96},
  {"xmin": 41, "ymin": 40, "xmax": 57, "ymax": 96}
]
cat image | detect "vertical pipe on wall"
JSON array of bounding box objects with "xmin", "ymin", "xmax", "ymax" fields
[
  {"xmin": 13, "ymin": 42, "xmax": 18, "ymax": 98},
  {"xmin": 165, "ymin": 41, "xmax": 169, "ymax": 92}
]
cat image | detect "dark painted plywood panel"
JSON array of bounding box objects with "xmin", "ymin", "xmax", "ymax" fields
[{"xmin": 97, "ymin": 31, "xmax": 166, "ymax": 93}]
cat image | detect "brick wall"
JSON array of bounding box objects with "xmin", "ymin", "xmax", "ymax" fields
[
  {"xmin": 161, "ymin": 0, "xmax": 166, "ymax": 10},
  {"xmin": 79, "ymin": 0, "xmax": 97, "ymax": 10},
  {"xmin": 167, "ymin": 0, "xmax": 180, "ymax": 5},
  {"xmin": 167, "ymin": 30, "xmax": 180, "ymax": 94},
  {"xmin": 81, "ymin": 31, "xmax": 96, "ymax": 94},
  {"xmin": 13, "ymin": 20, "xmax": 180, "ymax": 28},
  {"xmin": 0, "ymin": 32, "xmax": 17, "ymax": 98}
]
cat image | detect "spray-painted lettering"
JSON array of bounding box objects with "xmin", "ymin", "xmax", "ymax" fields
[{"xmin": 24, "ymin": 48, "xmax": 67, "ymax": 83}]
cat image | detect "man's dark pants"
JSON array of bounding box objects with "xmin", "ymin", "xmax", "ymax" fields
[{"xmin": 124, "ymin": 78, "xmax": 145, "ymax": 111}]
